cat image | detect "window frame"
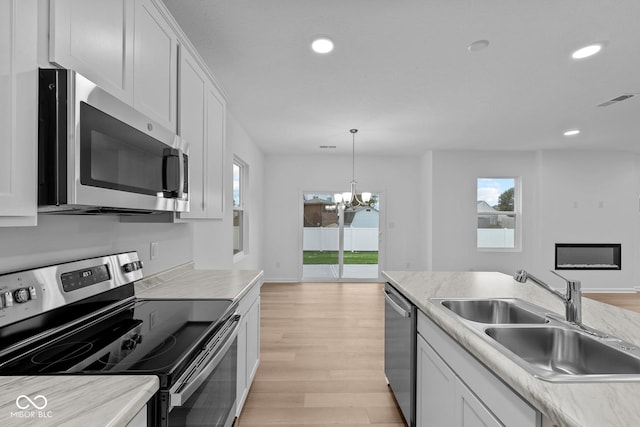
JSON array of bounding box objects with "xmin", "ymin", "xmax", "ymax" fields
[
  {"xmin": 476, "ymin": 177, "xmax": 522, "ymax": 252},
  {"xmin": 233, "ymin": 156, "xmax": 249, "ymax": 261}
]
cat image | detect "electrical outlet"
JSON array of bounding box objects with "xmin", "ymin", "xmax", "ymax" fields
[{"xmin": 150, "ymin": 242, "xmax": 159, "ymax": 260}]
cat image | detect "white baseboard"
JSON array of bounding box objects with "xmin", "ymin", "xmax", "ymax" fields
[
  {"xmin": 262, "ymin": 277, "xmax": 299, "ymax": 283},
  {"xmin": 582, "ymin": 288, "xmax": 637, "ymax": 293}
]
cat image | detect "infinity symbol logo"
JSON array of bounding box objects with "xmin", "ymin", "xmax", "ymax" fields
[{"xmin": 15, "ymin": 395, "xmax": 48, "ymax": 410}]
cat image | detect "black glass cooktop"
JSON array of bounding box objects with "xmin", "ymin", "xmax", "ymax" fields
[{"xmin": 0, "ymin": 298, "xmax": 233, "ymax": 386}]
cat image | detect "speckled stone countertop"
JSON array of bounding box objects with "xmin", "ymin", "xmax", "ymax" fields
[
  {"xmin": 383, "ymin": 270, "xmax": 640, "ymax": 427},
  {"xmin": 134, "ymin": 262, "xmax": 263, "ymax": 300},
  {"xmin": 0, "ymin": 375, "xmax": 157, "ymax": 426}
]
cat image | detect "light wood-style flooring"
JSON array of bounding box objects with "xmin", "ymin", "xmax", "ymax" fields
[
  {"xmin": 236, "ymin": 282, "xmax": 405, "ymax": 427},
  {"xmin": 584, "ymin": 292, "xmax": 640, "ymax": 313},
  {"xmin": 236, "ymin": 284, "xmax": 640, "ymax": 426}
]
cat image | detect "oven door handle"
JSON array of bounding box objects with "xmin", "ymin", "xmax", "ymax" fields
[{"xmin": 169, "ymin": 314, "xmax": 241, "ymax": 409}]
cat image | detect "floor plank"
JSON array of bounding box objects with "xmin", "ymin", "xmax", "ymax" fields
[
  {"xmin": 236, "ymin": 282, "xmax": 405, "ymax": 427},
  {"xmin": 584, "ymin": 292, "xmax": 640, "ymax": 313}
]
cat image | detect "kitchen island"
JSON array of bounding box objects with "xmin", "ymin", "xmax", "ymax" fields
[{"xmin": 383, "ymin": 270, "xmax": 640, "ymax": 427}]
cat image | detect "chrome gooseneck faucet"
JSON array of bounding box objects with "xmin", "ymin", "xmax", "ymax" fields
[{"xmin": 514, "ymin": 269, "xmax": 582, "ymax": 324}]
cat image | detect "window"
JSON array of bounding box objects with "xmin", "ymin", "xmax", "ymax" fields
[
  {"xmin": 477, "ymin": 177, "xmax": 519, "ymax": 249},
  {"xmin": 233, "ymin": 158, "xmax": 247, "ymax": 257}
]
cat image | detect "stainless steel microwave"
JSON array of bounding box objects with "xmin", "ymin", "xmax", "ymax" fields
[{"xmin": 38, "ymin": 69, "xmax": 189, "ymax": 214}]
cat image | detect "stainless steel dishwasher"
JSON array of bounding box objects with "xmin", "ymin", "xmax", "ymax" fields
[{"xmin": 384, "ymin": 283, "xmax": 416, "ymax": 427}]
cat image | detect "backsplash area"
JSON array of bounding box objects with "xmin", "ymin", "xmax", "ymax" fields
[{"xmin": 0, "ymin": 215, "xmax": 193, "ymax": 275}]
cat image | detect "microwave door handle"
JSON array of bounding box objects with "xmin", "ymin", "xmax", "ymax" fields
[
  {"xmin": 178, "ymin": 149, "xmax": 186, "ymax": 201},
  {"xmin": 169, "ymin": 315, "xmax": 241, "ymax": 409},
  {"xmin": 162, "ymin": 148, "xmax": 179, "ymax": 197}
]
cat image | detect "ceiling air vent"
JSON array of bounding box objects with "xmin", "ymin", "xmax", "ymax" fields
[{"xmin": 597, "ymin": 94, "xmax": 637, "ymax": 107}]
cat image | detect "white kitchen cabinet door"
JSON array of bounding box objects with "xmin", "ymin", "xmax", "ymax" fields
[
  {"xmin": 177, "ymin": 46, "xmax": 206, "ymax": 218},
  {"xmin": 416, "ymin": 332, "xmax": 457, "ymax": 427},
  {"xmin": 49, "ymin": 0, "xmax": 134, "ymax": 103},
  {"xmin": 133, "ymin": 0, "xmax": 177, "ymax": 132},
  {"xmin": 236, "ymin": 283, "xmax": 261, "ymax": 415},
  {"xmin": 416, "ymin": 312, "xmax": 540, "ymax": 427},
  {"xmin": 203, "ymin": 82, "xmax": 226, "ymax": 218},
  {"xmin": 245, "ymin": 295, "xmax": 261, "ymax": 383},
  {"xmin": 0, "ymin": 0, "xmax": 37, "ymax": 226},
  {"xmin": 177, "ymin": 46, "xmax": 226, "ymax": 220},
  {"xmin": 456, "ymin": 381, "xmax": 502, "ymax": 427},
  {"xmin": 417, "ymin": 332, "xmax": 501, "ymax": 427}
]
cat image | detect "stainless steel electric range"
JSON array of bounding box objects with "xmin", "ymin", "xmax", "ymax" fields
[{"xmin": 0, "ymin": 252, "xmax": 239, "ymax": 427}]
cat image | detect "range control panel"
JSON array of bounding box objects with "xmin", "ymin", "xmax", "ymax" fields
[{"xmin": 0, "ymin": 252, "xmax": 143, "ymax": 328}]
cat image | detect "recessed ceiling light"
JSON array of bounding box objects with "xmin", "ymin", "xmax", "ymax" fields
[
  {"xmin": 571, "ymin": 43, "xmax": 604, "ymax": 59},
  {"xmin": 311, "ymin": 37, "xmax": 334, "ymax": 54},
  {"xmin": 467, "ymin": 40, "xmax": 490, "ymax": 52},
  {"xmin": 563, "ymin": 129, "xmax": 580, "ymax": 136}
]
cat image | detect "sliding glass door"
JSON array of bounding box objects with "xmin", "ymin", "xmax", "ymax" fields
[{"xmin": 302, "ymin": 193, "xmax": 379, "ymax": 280}]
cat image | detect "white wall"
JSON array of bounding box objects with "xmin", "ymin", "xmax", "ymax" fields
[
  {"xmin": 534, "ymin": 151, "xmax": 639, "ymax": 291},
  {"xmin": 430, "ymin": 150, "xmax": 538, "ymax": 274},
  {"xmin": 0, "ymin": 113, "xmax": 263, "ymax": 278},
  {"xmin": 193, "ymin": 112, "xmax": 264, "ymax": 270},
  {"xmin": 427, "ymin": 149, "xmax": 640, "ymax": 291},
  {"xmin": 263, "ymin": 154, "xmax": 423, "ymax": 281},
  {"xmin": 0, "ymin": 215, "xmax": 193, "ymax": 276}
]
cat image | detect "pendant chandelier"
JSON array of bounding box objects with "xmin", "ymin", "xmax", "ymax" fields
[{"xmin": 334, "ymin": 129, "xmax": 371, "ymax": 210}]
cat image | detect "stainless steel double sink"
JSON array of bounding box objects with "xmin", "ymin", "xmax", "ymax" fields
[{"xmin": 432, "ymin": 298, "xmax": 640, "ymax": 382}]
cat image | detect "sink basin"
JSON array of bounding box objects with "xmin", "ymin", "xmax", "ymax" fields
[
  {"xmin": 439, "ymin": 298, "xmax": 548, "ymax": 324},
  {"xmin": 485, "ymin": 326, "xmax": 640, "ymax": 381}
]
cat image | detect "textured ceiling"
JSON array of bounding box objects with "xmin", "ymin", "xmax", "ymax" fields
[{"xmin": 162, "ymin": 0, "xmax": 640, "ymax": 156}]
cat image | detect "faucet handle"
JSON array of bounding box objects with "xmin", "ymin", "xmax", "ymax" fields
[{"xmin": 550, "ymin": 270, "xmax": 579, "ymax": 285}]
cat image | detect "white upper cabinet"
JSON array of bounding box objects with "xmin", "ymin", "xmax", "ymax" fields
[
  {"xmin": 49, "ymin": 0, "xmax": 177, "ymax": 131},
  {"xmin": 44, "ymin": 0, "xmax": 224, "ymax": 223},
  {"xmin": 177, "ymin": 46, "xmax": 206, "ymax": 217},
  {"xmin": 203, "ymin": 82, "xmax": 225, "ymax": 219},
  {"xmin": 178, "ymin": 45, "xmax": 226, "ymax": 220},
  {"xmin": 0, "ymin": 0, "xmax": 38, "ymax": 226},
  {"xmin": 49, "ymin": 0, "xmax": 134, "ymax": 103},
  {"xmin": 133, "ymin": 0, "xmax": 177, "ymax": 131}
]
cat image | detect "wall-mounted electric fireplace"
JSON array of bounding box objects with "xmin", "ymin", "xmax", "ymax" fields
[{"xmin": 555, "ymin": 243, "xmax": 621, "ymax": 270}]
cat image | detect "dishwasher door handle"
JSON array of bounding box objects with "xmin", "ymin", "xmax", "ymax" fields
[{"xmin": 384, "ymin": 290, "xmax": 411, "ymax": 318}]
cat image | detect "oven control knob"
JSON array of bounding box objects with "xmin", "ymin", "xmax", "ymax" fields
[
  {"xmin": 132, "ymin": 333, "xmax": 143, "ymax": 344},
  {"xmin": 3, "ymin": 292, "xmax": 13, "ymax": 307},
  {"xmin": 122, "ymin": 261, "xmax": 144, "ymax": 273},
  {"xmin": 13, "ymin": 288, "xmax": 30, "ymax": 304},
  {"xmin": 121, "ymin": 338, "xmax": 137, "ymax": 351}
]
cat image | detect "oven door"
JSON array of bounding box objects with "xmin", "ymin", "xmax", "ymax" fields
[{"xmin": 164, "ymin": 314, "xmax": 240, "ymax": 427}]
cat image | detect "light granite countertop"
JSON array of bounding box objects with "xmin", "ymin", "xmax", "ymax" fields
[
  {"xmin": 383, "ymin": 270, "xmax": 640, "ymax": 427},
  {"xmin": 135, "ymin": 262, "xmax": 263, "ymax": 301},
  {"xmin": 0, "ymin": 265, "xmax": 262, "ymax": 427},
  {"xmin": 0, "ymin": 375, "xmax": 158, "ymax": 427}
]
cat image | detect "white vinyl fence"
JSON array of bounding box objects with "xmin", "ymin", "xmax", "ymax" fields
[
  {"xmin": 303, "ymin": 227, "xmax": 378, "ymax": 251},
  {"xmin": 477, "ymin": 229, "xmax": 515, "ymax": 248}
]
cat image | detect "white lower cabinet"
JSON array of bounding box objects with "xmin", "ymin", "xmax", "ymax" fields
[
  {"xmin": 236, "ymin": 281, "xmax": 261, "ymax": 415},
  {"xmin": 416, "ymin": 311, "xmax": 541, "ymax": 427}
]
